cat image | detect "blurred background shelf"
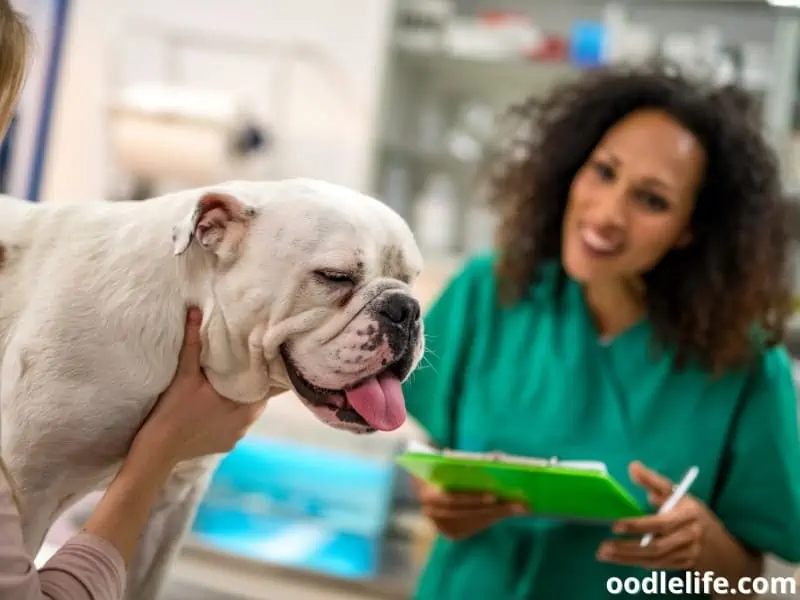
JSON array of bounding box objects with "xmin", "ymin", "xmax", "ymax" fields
[{"xmin": 390, "ymin": 47, "xmax": 582, "ymax": 98}]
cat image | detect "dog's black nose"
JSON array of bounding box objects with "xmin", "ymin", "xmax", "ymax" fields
[{"xmin": 379, "ymin": 294, "xmax": 421, "ymax": 327}]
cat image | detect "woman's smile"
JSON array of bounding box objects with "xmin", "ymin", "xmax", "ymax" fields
[{"xmin": 578, "ymin": 223, "xmax": 626, "ymax": 258}]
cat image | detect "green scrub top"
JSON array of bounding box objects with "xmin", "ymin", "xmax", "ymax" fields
[{"xmin": 403, "ymin": 254, "xmax": 800, "ymax": 600}]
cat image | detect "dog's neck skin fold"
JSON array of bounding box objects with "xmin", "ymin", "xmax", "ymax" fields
[
  {"xmin": 178, "ymin": 248, "xmax": 315, "ymax": 402},
  {"xmin": 171, "ymin": 208, "xmax": 292, "ymax": 403}
]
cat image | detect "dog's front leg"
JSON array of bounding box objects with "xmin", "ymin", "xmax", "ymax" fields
[{"xmin": 123, "ymin": 456, "xmax": 219, "ymax": 600}]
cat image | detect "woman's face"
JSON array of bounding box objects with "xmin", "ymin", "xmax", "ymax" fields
[{"xmin": 561, "ymin": 109, "xmax": 706, "ymax": 285}]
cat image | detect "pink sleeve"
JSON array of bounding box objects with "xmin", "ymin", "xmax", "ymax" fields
[{"xmin": 0, "ymin": 473, "xmax": 127, "ymax": 600}]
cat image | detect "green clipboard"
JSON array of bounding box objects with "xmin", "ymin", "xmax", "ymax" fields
[{"xmin": 396, "ymin": 445, "xmax": 647, "ymax": 523}]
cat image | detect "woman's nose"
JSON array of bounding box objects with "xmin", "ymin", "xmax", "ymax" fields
[{"xmin": 590, "ymin": 185, "xmax": 627, "ymax": 228}]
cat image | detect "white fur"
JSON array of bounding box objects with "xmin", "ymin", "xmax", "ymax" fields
[{"xmin": 0, "ymin": 178, "xmax": 424, "ymax": 600}]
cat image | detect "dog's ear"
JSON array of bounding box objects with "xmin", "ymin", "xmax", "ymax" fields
[{"xmin": 172, "ymin": 192, "xmax": 258, "ymax": 256}]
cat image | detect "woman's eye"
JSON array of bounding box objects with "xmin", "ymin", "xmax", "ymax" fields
[
  {"xmin": 591, "ymin": 161, "xmax": 615, "ymax": 181},
  {"xmin": 638, "ymin": 192, "xmax": 669, "ymax": 212},
  {"xmin": 314, "ymin": 270, "xmax": 354, "ymax": 285}
]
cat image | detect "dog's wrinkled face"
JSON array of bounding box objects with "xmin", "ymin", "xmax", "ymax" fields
[{"xmin": 172, "ymin": 178, "xmax": 425, "ymax": 434}]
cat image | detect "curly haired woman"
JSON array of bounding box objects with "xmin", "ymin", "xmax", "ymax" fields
[{"xmin": 404, "ymin": 61, "xmax": 800, "ymax": 599}]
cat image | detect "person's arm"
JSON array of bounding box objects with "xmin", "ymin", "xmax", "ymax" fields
[
  {"xmin": 0, "ymin": 351, "xmax": 186, "ymax": 600},
  {"xmin": 0, "ymin": 446, "xmax": 175, "ymax": 600},
  {"xmin": 708, "ymin": 345, "xmax": 800, "ymax": 579},
  {"xmin": 79, "ymin": 449, "xmax": 176, "ymax": 567},
  {"xmin": 0, "ymin": 466, "xmax": 127, "ymax": 600}
]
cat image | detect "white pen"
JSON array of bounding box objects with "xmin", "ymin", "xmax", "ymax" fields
[{"xmin": 640, "ymin": 466, "xmax": 700, "ymax": 547}]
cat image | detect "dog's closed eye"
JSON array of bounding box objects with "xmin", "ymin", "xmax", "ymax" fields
[{"xmin": 314, "ymin": 269, "xmax": 355, "ymax": 286}]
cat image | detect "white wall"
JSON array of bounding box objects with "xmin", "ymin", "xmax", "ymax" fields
[
  {"xmin": 37, "ymin": 0, "xmax": 396, "ymax": 202},
  {"xmin": 38, "ymin": 0, "xmax": 115, "ymax": 202}
]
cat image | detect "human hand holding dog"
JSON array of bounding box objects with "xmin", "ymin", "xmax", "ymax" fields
[
  {"xmin": 130, "ymin": 307, "xmax": 268, "ymax": 469},
  {"xmin": 415, "ymin": 478, "xmax": 529, "ymax": 540}
]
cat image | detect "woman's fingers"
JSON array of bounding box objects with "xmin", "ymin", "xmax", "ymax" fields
[
  {"xmin": 415, "ymin": 481, "xmax": 493, "ymax": 506},
  {"xmin": 629, "ymin": 460, "xmax": 674, "ymax": 503},
  {"xmin": 613, "ymin": 500, "xmax": 697, "ymax": 536},
  {"xmin": 176, "ymin": 307, "xmax": 204, "ymax": 376},
  {"xmin": 415, "ymin": 481, "xmax": 529, "ymax": 518},
  {"xmin": 424, "ymin": 500, "xmax": 528, "ymax": 520},
  {"xmin": 600, "ymin": 523, "xmax": 697, "ymax": 561}
]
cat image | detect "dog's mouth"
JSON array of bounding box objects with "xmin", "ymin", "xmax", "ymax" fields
[{"xmin": 279, "ymin": 347, "xmax": 407, "ymax": 433}]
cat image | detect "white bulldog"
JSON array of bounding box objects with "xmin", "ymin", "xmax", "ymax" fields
[{"xmin": 0, "ymin": 178, "xmax": 425, "ymax": 599}]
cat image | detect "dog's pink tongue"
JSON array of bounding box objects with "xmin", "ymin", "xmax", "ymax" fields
[{"xmin": 344, "ymin": 373, "xmax": 406, "ymax": 431}]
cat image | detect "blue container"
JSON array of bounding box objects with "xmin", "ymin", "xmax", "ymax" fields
[
  {"xmin": 570, "ymin": 20, "xmax": 606, "ymax": 68},
  {"xmin": 191, "ymin": 435, "xmax": 396, "ymax": 580}
]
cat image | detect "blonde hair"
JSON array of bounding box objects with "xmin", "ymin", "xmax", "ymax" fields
[
  {"xmin": 0, "ymin": 0, "xmax": 30, "ymax": 508},
  {"xmin": 0, "ymin": 0, "xmax": 30, "ymax": 134}
]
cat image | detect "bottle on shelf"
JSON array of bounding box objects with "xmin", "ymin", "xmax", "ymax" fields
[
  {"xmin": 412, "ymin": 172, "xmax": 459, "ymax": 257},
  {"xmin": 380, "ymin": 161, "xmax": 411, "ymax": 222},
  {"xmin": 464, "ymin": 199, "xmax": 496, "ymax": 254}
]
